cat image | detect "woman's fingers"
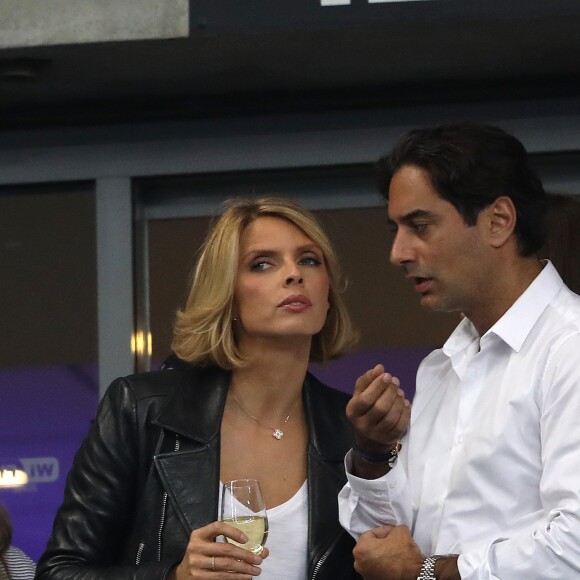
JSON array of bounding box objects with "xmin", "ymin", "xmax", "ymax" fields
[
  {"xmin": 174, "ymin": 521, "xmax": 266, "ymax": 579},
  {"xmin": 208, "ymin": 553, "xmax": 264, "ymax": 577},
  {"xmin": 193, "ymin": 521, "xmax": 248, "ymax": 545}
]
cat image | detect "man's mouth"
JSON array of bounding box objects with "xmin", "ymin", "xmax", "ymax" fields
[{"xmin": 413, "ymin": 277, "xmax": 433, "ymax": 293}]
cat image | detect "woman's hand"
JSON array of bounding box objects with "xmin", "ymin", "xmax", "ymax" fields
[{"xmin": 172, "ymin": 521, "xmax": 268, "ymax": 579}]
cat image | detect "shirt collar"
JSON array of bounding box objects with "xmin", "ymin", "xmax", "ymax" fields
[
  {"xmin": 443, "ymin": 260, "xmax": 564, "ymax": 356},
  {"xmin": 442, "ymin": 316, "xmax": 479, "ymax": 359}
]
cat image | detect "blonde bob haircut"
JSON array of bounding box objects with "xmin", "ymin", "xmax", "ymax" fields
[{"xmin": 172, "ymin": 196, "xmax": 357, "ymax": 369}]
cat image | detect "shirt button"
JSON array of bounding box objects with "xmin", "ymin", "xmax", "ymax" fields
[
  {"xmin": 456, "ymin": 436, "xmax": 464, "ymax": 445},
  {"xmin": 389, "ymin": 483, "xmax": 396, "ymax": 490}
]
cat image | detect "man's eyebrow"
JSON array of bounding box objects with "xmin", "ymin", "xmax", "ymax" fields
[{"xmin": 398, "ymin": 209, "xmax": 435, "ymax": 223}]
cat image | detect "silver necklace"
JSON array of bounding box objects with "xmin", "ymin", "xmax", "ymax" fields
[{"xmin": 230, "ymin": 390, "xmax": 301, "ymax": 440}]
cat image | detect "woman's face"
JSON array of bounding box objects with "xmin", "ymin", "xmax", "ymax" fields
[{"xmin": 234, "ymin": 216, "xmax": 330, "ymax": 345}]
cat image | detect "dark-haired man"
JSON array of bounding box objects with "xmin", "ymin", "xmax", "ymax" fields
[{"xmin": 339, "ymin": 123, "xmax": 580, "ymax": 579}]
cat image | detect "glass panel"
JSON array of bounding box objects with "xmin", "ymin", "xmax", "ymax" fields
[{"xmin": 0, "ymin": 183, "xmax": 98, "ymax": 562}]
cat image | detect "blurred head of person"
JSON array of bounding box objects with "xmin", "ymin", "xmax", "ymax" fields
[
  {"xmin": 0, "ymin": 503, "xmax": 12, "ymax": 579},
  {"xmin": 540, "ymin": 192, "xmax": 580, "ymax": 294}
]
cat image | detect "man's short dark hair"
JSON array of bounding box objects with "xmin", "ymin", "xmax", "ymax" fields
[{"xmin": 376, "ymin": 122, "xmax": 547, "ymax": 256}]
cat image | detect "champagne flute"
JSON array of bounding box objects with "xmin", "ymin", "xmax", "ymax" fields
[{"xmin": 220, "ymin": 478, "xmax": 269, "ymax": 555}]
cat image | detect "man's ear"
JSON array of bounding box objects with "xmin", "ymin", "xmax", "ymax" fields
[{"xmin": 486, "ymin": 196, "xmax": 516, "ymax": 248}]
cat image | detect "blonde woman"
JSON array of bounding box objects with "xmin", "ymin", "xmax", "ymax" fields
[{"xmin": 37, "ymin": 197, "xmax": 360, "ymax": 580}]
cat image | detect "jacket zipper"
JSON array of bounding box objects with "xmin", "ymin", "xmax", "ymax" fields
[
  {"xmin": 157, "ymin": 435, "xmax": 181, "ymax": 561},
  {"xmin": 135, "ymin": 542, "xmax": 145, "ymax": 566},
  {"xmin": 311, "ymin": 550, "xmax": 329, "ymax": 579},
  {"xmin": 311, "ymin": 526, "xmax": 347, "ymax": 580}
]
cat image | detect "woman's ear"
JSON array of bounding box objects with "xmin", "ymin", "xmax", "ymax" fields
[{"xmin": 486, "ymin": 196, "xmax": 517, "ymax": 248}]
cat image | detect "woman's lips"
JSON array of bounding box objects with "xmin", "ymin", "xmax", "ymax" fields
[{"xmin": 278, "ymin": 295, "xmax": 312, "ymax": 311}]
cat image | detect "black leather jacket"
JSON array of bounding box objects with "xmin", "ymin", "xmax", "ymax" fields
[{"xmin": 36, "ymin": 364, "xmax": 359, "ymax": 580}]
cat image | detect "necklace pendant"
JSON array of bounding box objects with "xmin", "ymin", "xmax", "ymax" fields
[{"xmin": 273, "ymin": 429, "xmax": 284, "ymax": 440}]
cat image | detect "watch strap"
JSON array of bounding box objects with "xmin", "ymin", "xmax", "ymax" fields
[
  {"xmin": 352, "ymin": 440, "xmax": 402, "ymax": 465},
  {"xmin": 417, "ymin": 555, "xmax": 444, "ymax": 580}
]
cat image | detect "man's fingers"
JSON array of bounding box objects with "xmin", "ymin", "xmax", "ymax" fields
[
  {"xmin": 395, "ymin": 401, "xmax": 412, "ymax": 433},
  {"xmin": 347, "ymin": 385, "xmax": 410, "ymax": 450},
  {"xmin": 372, "ymin": 389, "xmax": 410, "ymax": 429},
  {"xmin": 353, "ymin": 364, "xmax": 385, "ymax": 396},
  {"xmin": 364, "ymin": 383, "xmax": 403, "ymax": 420},
  {"xmin": 349, "ymin": 375, "xmax": 403, "ymax": 421},
  {"xmin": 362, "ymin": 525, "xmax": 395, "ymax": 540},
  {"xmin": 347, "ymin": 366, "xmax": 412, "ymax": 449}
]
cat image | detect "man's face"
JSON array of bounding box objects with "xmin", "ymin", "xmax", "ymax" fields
[{"xmin": 388, "ymin": 164, "xmax": 490, "ymax": 314}]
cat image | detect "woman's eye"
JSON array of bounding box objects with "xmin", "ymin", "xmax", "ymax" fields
[
  {"xmin": 250, "ymin": 260, "xmax": 271, "ymax": 272},
  {"xmin": 300, "ymin": 255, "xmax": 322, "ymax": 266}
]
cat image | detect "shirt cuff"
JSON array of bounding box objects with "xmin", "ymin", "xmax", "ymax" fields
[{"xmin": 344, "ymin": 448, "xmax": 406, "ymax": 502}]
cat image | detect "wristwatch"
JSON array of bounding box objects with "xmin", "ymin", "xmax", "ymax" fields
[
  {"xmin": 417, "ymin": 555, "xmax": 444, "ymax": 580},
  {"xmin": 352, "ymin": 440, "xmax": 402, "ymax": 466}
]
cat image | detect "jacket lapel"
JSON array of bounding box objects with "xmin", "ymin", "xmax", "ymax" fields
[
  {"xmin": 303, "ymin": 374, "xmax": 352, "ymax": 572},
  {"xmin": 152, "ymin": 365, "xmax": 231, "ymax": 533},
  {"xmin": 155, "ymin": 443, "xmax": 221, "ymax": 533}
]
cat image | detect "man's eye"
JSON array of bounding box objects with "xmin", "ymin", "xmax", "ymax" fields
[{"xmin": 412, "ymin": 223, "xmax": 429, "ymax": 233}]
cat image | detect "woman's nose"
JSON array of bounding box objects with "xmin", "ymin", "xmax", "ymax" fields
[
  {"xmin": 285, "ymin": 270, "xmax": 304, "ymax": 285},
  {"xmin": 285, "ymin": 275, "xmax": 304, "ymax": 286}
]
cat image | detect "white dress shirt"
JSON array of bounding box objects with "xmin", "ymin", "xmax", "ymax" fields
[{"xmin": 339, "ymin": 262, "xmax": 580, "ymax": 579}]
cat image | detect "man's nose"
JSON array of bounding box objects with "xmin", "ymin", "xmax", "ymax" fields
[{"xmin": 390, "ymin": 231, "xmax": 413, "ymax": 266}]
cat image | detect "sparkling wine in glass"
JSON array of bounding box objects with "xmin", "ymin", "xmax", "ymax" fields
[{"xmin": 220, "ymin": 478, "xmax": 269, "ymax": 555}]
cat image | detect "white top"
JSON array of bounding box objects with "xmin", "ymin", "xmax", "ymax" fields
[
  {"xmin": 219, "ymin": 480, "xmax": 308, "ymax": 579},
  {"xmin": 260, "ymin": 480, "xmax": 308, "ymax": 579},
  {"xmin": 339, "ymin": 262, "xmax": 580, "ymax": 580},
  {"xmin": 3, "ymin": 546, "xmax": 36, "ymax": 579}
]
